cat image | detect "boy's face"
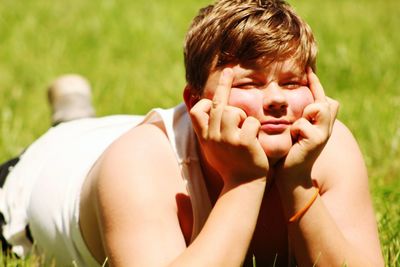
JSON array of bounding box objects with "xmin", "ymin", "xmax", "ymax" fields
[{"xmin": 201, "ymin": 58, "xmax": 314, "ymax": 161}]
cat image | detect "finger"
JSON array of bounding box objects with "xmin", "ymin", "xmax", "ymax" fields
[
  {"xmin": 213, "ymin": 68, "xmax": 234, "ymax": 106},
  {"xmin": 220, "ymin": 106, "xmax": 247, "ymax": 142},
  {"xmin": 189, "ymin": 99, "xmax": 212, "ymax": 139},
  {"xmin": 302, "ymin": 102, "xmax": 331, "ymax": 129},
  {"xmin": 290, "ymin": 117, "xmax": 315, "ymax": 143},
  {"xmin": 209, "ymin": 68, "xmax": 234, "ymax": 137},
  {"xmin": 326, "ymin": 97, "xmax": 339, "ymax": 132},
  {"xmin": 291, "ymin": 117, "xmax": 313, "ymax": 133},
  {"xmin": 240, "ymin": 116, "xmax": 261, "ymax": 143},
  {"xmin": 307, "ymin": 67, "xmax": 326, "ymax": 103},
  {"xmin": 290, "ymin": 118, "xmax": 327, "ymax": 159}
]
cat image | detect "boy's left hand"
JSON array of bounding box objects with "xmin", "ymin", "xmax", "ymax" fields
[{"xmin": 275, "ymin": 68, "xmax": 339, "ymax": 187}]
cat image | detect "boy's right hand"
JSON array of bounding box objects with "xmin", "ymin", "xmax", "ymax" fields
[{"xmin": 189, "ymin": 68, "xmax": 269, "ymax": 187}]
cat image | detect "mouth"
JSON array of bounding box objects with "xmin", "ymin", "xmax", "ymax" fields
[{"xmin": 260, "ymin": 119, "xmax": 291, "ymax": 134}]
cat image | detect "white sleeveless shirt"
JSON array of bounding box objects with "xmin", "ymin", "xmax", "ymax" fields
[{"xmin": 0, "ymin": 104, "xmax": 212, "ymax": 266}]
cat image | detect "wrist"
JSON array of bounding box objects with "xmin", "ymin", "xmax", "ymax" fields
[
  {"xmin": 222, "ymin": 176, "xmax": 267, "ymax": 193},
  {"xmin": 288, "ymin": 186, "xmax": 319, "ymax": 223},
  {"xmin": 275, "ymin": 177, "xmax": 318, "ymax": 221},
  {"xmin": 222, "ymin": 169, "xmax": 268, "ymax": 188}
]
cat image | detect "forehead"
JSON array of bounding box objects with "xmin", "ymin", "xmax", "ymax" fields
[
  {"xmin": 253, "ymin": 56, "xmax": 304, "ymax": 72},
  {"xmin": 229, "ymin": 57, "xmax": 305, "ymax": 78}
]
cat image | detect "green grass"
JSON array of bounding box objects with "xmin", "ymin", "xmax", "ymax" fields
[
  {"xmin": 293, "ymin": 1, "xmax": 400, "ymax": 265},
  {"xmin": 0, "ymin": 0, "xmax": 399, "ymax": 266}
]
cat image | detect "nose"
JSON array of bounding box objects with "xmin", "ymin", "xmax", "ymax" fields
[{"xmin": 263, "ymin": 82, "xmax": 288, "ymax": 111}]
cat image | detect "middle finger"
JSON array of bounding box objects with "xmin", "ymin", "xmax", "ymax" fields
[{"xmin": 209, "ymin": 68, "xmax": 234, "ymax": 138}]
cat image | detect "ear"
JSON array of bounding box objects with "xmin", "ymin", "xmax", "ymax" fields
[{"xmin": 183, "ymin": 85, "xmax": 199, "ymax": 110}]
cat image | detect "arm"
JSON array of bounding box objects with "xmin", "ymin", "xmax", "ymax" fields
[
  {"xmin": 94, "ymin": 68, "xmax": 269, "ymax": 267},
  {"xmin": 93, "ymin": 124, "xmax": 188, "ymax": 267},
  {"xmin": 277, "ymin": 121, "xmax": 383, "ymax": 266},
  {"xmin": 275, "ymin": 69, "xmax": 383, "ymax": 266}
]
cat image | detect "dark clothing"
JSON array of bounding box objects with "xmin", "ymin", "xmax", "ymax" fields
[{"xmin": 0, "ymin": 156, "xmax": 20, "ymax": 252}]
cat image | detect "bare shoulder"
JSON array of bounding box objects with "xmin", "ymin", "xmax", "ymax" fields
[
  {"xmin": 312, "ymin": 119, "xmax": 368, "ymax": 192},
  {"xmin": 95, "ymin": 122, "xmax": 186, "ymax": 203},
  {"xmin": 82, "ymin": 123, "xmax": 189, "ymax": 265}
]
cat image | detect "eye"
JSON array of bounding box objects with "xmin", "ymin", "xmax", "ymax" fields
[
  {"xmin": 280, "ymin": 78, "xmax": 307, "ymax": 90},
  {"xmin": 281, "ymin": 81, "xmax": 301, "ymax": 89},
  {"xmin": 233, "ymin": 83, "xmax": 257, "ymax": 89}
]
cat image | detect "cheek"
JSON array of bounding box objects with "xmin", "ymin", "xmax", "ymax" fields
[
  {"xmin": 286, "ymin": 88, "xmax": 313, "ymax": 118},
  {"xmin": 228, "ymin": 89, "xmax": 263, "ymax": 116}
]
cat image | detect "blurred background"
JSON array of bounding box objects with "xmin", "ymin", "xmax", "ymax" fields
[{"xmin": 0, "ymin": 0, "xmax": 399, "ymax": 265}]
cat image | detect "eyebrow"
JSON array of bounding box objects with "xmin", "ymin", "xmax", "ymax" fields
[
  {"xmin": 235, "ymin": 61, "xmax": 307, "ymax": 80},
  {"xmin": 280, "ymin": 69, "xmax": 306, "ymax": 78},
  {"xmin": 250, "ymin": 68, "xmax": 306, "ymax": 80},
  {"xmin": 230, "ymin": 69, "xmax": 258, "ymax": 81}
]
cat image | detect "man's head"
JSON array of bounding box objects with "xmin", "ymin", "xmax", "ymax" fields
[{"xmin": 184, "ymin": 0, "xmax": 317, "ymax": 96}]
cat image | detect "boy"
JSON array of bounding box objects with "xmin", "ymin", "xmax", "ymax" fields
[{"xmin": 1, "ymin": 0, "xmax": 383, "ymax": 266}]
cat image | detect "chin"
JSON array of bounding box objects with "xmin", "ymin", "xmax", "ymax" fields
[
  {"xmin": 258, "ymin": 133, "xmax": 292, "ymax": 163},
  {"xmin": 265, "ymin": 148, "xmax": 289, "ymax": 159}
]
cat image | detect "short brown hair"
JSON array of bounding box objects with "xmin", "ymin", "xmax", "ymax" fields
[{"xmin": 184, "ymin": 0, "xmax": 317, "ymax": 95}]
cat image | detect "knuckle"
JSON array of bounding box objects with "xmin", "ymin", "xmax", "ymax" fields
[
  {"xmin": 221, "ymin": 134, "xmax": 239, "ymax": 146},
  {"xmin": 322, "ymin": 103, "xmax": 331, "ymax": 113},
  {"xmin": 224, "ymin": 105, "xmax": 238, "ymax": 114},
  {"xmin": 297, "ymin": 117, "xmax": 309, "ymax": 126},
  {"xmin": 221, "ymin": 107, "xmax": 232, "ymax": 118},
  {"xmin": 212, "ymin": 99, "xmax": 223, "ymax": 110},
  {"xmin": 303, "ymin": 103, "xmax": 316, "ymax": 113},
  {"xmin": 201, "ymin": 129, "xmax": 209, "ymax": 140},
  {"xmin": 331, "ymin": 100, "xmax": 340, "ymax": 110},
  {"xmin": 190, "ymin": 99, "xmax": 208, "ymax": 114},
  {"xmin": 222, "ymin": 106, "xmax": 244, "ymax": 123},
  {"xmin": 327, "ymin": 96, "xmax": 338, "ymax": 104},
  {"xmin": 318, "ymin": 102, "xmax": 328, "ymax": 109},
  {"xmin": 245, "ymin": 116, "xmax": 258, "ymax": 124},
  {"xmin": 207, "ymin": 131, "xmax": 220, "ymax": 141},
  {"xmin": 189, "ymin": 108, "xmax": 199, "ymax": 118}
]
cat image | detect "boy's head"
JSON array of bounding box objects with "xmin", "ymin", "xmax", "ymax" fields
[{"xmin": 184, "ymin": 0, "xmax": 317, "ymax": 96}]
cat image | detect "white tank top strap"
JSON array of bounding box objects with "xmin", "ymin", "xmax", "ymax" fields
[{"xmin": 142, "ymin": 104, "xmax": 212, "ymax": 242}]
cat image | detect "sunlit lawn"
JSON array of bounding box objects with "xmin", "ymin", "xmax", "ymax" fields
[{"xmin": 0, "ymin": 0, "xmax": 399, "ymax": 265}]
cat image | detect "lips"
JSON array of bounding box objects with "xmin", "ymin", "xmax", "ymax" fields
[{"xmin": 260, "ymin": 119, "xmax": 291, "ymax": 134}]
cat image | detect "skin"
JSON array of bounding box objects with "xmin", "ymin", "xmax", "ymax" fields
[
  {"xmin": 79, "ymin": 58, "xmax": 384, "ymax": 266},
  {"xmin": 200, "ymin": 59, "xmax": 314, "ymax": 163}
]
